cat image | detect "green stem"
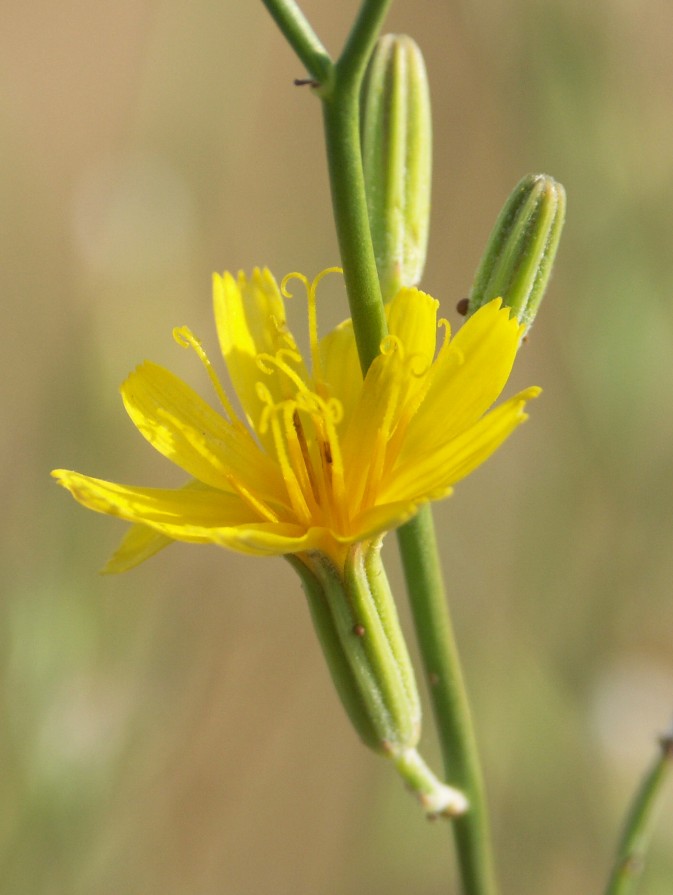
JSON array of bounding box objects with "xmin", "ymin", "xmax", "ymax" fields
[
  {"xmin": 320, "ymin": 0, "xmax": 392, "ymax": 369},
  {"xmin": 397, "ymin": 509, "xmax": 498, "ymax": 895},
  {"xmin": 322, "ymin": 90, "xmax": 388, "ymax": 368},
  {"xmin": 604, "ymin": 731, "xmax": 673, "ymax": 895},
  {"xmin": 264, "ymin": 1, "xmax": 498, "ymax": 892},
  {"xmin": 323, "ymin": 9, "xmax": 498, "ymax": 888},
  {"xmin": 260, "ymin": 0, "xmax": 333, "ymax": 84},
  {"xmin": 339, "ymin": 0, "xmax": 393, "ymax": 92}
]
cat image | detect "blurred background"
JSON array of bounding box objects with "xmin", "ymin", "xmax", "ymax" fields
[{"xmin": 2, "ymin": 0, "xmax": 673, "ymax": 892}]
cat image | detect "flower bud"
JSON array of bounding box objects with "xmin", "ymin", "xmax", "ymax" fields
[
  {"xmin": 289, "ymin": 544, "xmax": 467, "ymax": 818},
  {"xmin": 361, "ymin": 35, "xmax": 432, "ymax": 301},
  {"xmin": 468, "ymin": 174, "xmax": 566, "ymax": 333}
]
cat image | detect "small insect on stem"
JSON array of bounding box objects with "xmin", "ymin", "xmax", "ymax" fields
[
  {"xmin": 456, "ymin": 297, "xmax": 469, "ymax": 316},
  {"xmin": 353, "ymin": 623, "xmax": 366, "ymax": 637}
]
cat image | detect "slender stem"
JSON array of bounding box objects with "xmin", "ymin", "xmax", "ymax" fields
[
  {"xmin": 604, "ymin": 730, "xmax": 673, "ymax": 895},
  {"xmin": 263, "ymin": 2, "xmax": 498, "ymax": 892},
  {"xmin": 322, "ymin": 90, "xmax": 388, "ymax": 367},
  {"xmin": 339, "ymin": 0, "xmax": 394, "ymax": 92},
  {"xmin": 324, "ymin": 5, "xmax": 498, "ymax": 889},
  {"xmin": 260, "ymin": 0, "xmax": 333, "ymax": 84},
  {"xmin": 397, "ymin": 509, "xmax": 498, "ymax": 895},
  {"xmin": 320, "ymin": 0, "xmax": 393, "ymax": 369}
]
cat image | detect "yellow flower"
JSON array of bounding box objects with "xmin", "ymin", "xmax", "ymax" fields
[{"xmin": 52, "ymin": 267, "xmax": 539, "ymax": 572}]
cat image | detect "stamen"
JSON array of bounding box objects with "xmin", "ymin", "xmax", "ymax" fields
[
  {"xmin": 267, "ymin": 403, "xmax": 313, "ymax": 526},
  {"xmin": 256, "ymin": 351, "xmax": 309, "ymax": 398},
  {"xmin": 294, "ymin": 390, "xmax": 342, "ymax": 426},
  {"xmin": 436, "ymin": 318, "xmax": 452, "ymax": 356},
  {"xmin": 173, "ymin": 326, "xmax": 241, "ymax": 426},
  {"xmin": 281, "ymin": 268, "xmax": 344, "ymax": 385},
  {"xmin": 288, "ymin": 389, "xmax": 347, "ymax": 531},
  {"xmin": 255, "ymin": 347, "xmax": 302, "ymax": 375},
  {"xmin": 288, "ymin": 406, "xmax": 320, "ymax": 508},
  {"xmin": 307, "ymin": 268, "xmax": 342, "ymax": 382},
  {"xmin": 435, "ymin": 317, "xmax": 464, "ymax": 368},
  {"xmin": 321, "ymin": 409, "xmax": 346, "ymax": 526},
  {"xmin": 280, "ymin": 271, "xmax": 310, "ymax": 300}
]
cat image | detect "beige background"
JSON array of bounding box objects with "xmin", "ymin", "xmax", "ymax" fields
[{"xmin": 2, "ymin": 1, "xmax": 673, "ymax": 893}]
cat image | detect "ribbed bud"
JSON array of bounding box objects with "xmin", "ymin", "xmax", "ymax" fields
[
  {"xmin": 468, "ymin": 174, "xmax": 566, "ymax": 334},
  {"xmin": 289, "ymin": 544, "xmax": 467, "ymax": 818},
  {"xmin": 361, "ymin": 35, "xmax": 432, "ymax": 301}
]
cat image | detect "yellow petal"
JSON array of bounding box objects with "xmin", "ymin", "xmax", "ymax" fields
[
  {"xmin": 350, "ymin": 496, "xmax": 433, "ymax": 543},
  {"xmin": 213, "ymin": 269, "xmax": 309, "ymax": 437},
  {"xmin": 102, "ymin": 478, "xmax": 211, "ymax": 574},
  {"xmin": 53, "ymin": 470, "xmax": 330, "ymax": 558},
  {"xmin": 121, "ymin": 361, "xmax": 282, "ymax": 500},
  {"xmin": 404, "ymin": 299, "xmax": 522, "ymax": 458},
  {"xmin": 51, "ymin": 470, "xmax": 256, "ymax": 536},
  {"xmin": 341, "ymin": 341, "xmax": 409, "ymax": 513},
  {"xmin": 209, "ymin": 522, "xmax": 327, "ymax": 556},
  {"xmin": 319, "ymin": 317, "xmax": 362, "ymax": 426},
  {"xmin": 386, "ymin": 287, "xmax": 439, "ymax": 372},
  {"xmin": 382, "ymin": 387, "xmax": 540, "ymax": 503},
  {"xmin": 214, "ymin": 268, "xmax": 284, "ymax": 357},
  {"xmin": 103, "ymin": 524, "xmax": 173, "ymax": 574}
]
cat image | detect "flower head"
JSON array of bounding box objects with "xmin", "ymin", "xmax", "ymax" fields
[{"xmin": 52, "ymin": 268, "xmax": 539, "ymax": 572}]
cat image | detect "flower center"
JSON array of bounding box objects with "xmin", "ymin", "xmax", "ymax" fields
[
  {"xmin": 228, "ymin": 268, "xmax": 347, "ymax": 533},
  {"xmin": 257, "ymin": 381, "xmax": 347, "ymax": 533}
]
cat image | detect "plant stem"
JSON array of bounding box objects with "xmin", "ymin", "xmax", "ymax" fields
[
  {"xmin": 322, "ymin": 91, "xmax": 388, "ymax": 368},
  {"xmin": 260, "ymin": 0, "xmax": 333, "ymax": 84},
  {"xmin": 604, "ymin": 730, "xmax": 673, "ymax": 895},
  {"xmin": 322, "ymin": 7, "xmax": 498, "ymax": 892},
  {"xmin": 338, "ymin": 0, "xmax": 393, "ymax": 92},
  {"xmin": 397, "ymin": 509, "xmax": 498, "ymax": 895},
  {"xmin": 321, "ymin": 0, "xmax": 392, "ymax": 369},
  {"xmin": 263, "ymin": 1, "xmax": 499, "ymax": 892}
]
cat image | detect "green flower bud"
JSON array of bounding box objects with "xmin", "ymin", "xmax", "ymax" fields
[
  {"xmin": 361, "ymin": 35, "xmax": 432, "ymax": 301},
  {"xmin": 468, "ymin": 173, "xmax": 566, "ymax": 333},
  {"xmin": 289, "ymin": 544, "xmax": 467, "ymax": 818}
]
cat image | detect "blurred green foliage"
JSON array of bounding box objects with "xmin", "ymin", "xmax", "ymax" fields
[{"xmin": 1, "ymin": 1, "xmax": 671, "ymax": 893}]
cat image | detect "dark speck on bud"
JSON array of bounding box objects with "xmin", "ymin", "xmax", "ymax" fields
[
  {"xmin": 353, "ymin": 623, "xmax": 366, "ymax": 637},
  {"xmin": 468, "ymin": 173, "xmax": 566, "ymax": 335}
]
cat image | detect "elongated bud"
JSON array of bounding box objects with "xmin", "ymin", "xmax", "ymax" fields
[
  {"xmin": 468, "ymin": 173, "xmax": 566, "ymax": 333},
  {"xmin": 288, "ymin": 545, "xmax": 467, "ymax": 818},
  {"xmin": 361, "ymin": 35, "xmax": 432, "ymax": 301}
]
